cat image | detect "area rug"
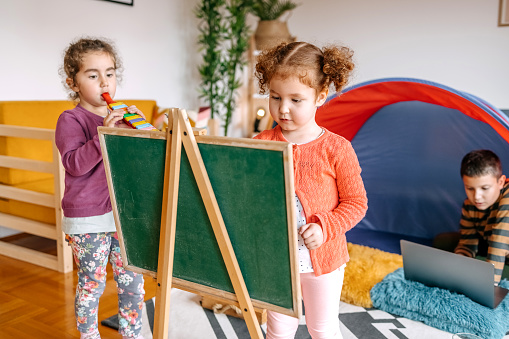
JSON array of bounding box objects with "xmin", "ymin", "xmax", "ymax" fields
[
  {"xmin": 341, "ymin": 243, "xmax": 403, "ymax": 308},
  {"xmin": 102, "ymin": 288, "xmax": 459, "ymax": 339},
  {"xmin": 371, "ymin": 268, "xmax": 509, "ymax": 339}
]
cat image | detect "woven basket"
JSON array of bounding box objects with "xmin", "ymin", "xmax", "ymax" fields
[{"xmin": 254, "ymin": 20, "xmax": 295, "ymax": 50}]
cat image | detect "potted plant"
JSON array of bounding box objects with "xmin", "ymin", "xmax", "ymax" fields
[
  {"xmin": 196, "ymin": 0, "xmax": 226, "ymax": 133},
  {"xmin": 222, "ymin": 0, "xmax": 251, "ymax": 136},
  {"xmin": 196, "ymin": 0, "xmax": 251, "ymax": 136},
  {"xmin": 250, "ymin": 0, "xmax": 299, "ymax": 50}
]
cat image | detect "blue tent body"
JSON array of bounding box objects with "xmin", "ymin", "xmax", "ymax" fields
[{"xmin": 316, "ymin": 78, "xmax": 509, "ymax": 253}]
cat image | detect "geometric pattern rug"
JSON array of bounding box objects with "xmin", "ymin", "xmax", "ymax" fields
[{"xmin": 101, "ymin": 288, "xmax": 495, "ymax": 339}]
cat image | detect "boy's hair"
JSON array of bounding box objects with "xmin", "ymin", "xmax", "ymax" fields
[
  {"xmin": 254, "ymin": 41, "xmax": 354, "ymax": 97},
  {"xmin": 60, "ymin": 37, "xmax": 123, "ymax": 101},
  {"xmin": 460, "ymin": 149, "xmax": 502, "ymax": 178}
]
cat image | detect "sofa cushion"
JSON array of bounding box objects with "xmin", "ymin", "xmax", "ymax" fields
[
  {"xmin": 0, "ymin": 100, "xmax": 160, "ymax": 225},
  {"xmin": 0, "ymin": 100, "xmax": 157, "ymax": 186}
]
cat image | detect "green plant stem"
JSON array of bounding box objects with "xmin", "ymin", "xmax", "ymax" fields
[
  {"xmin": 196, "ymin": 0, "xmax": 225, "ymax": 120},
  {"xmin": 223, "ymin": 0, "xmax": 251, "ymax": 136},
  {"xmin": 196, "ymin": 0, "xmax": 251, "ymax": 135}
]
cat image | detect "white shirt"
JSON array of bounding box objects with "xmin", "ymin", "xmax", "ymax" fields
[
  {"xmin": 62, "ymin": 210, "xmax": 117, "ymax": 235},
  {"xmin": 296, "ymin": 194, "xmax": 314, "ymax": 273}
]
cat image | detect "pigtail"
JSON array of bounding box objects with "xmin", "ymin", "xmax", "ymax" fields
[
  {"xmin": 255, "ymin": 50, "xmax": 274, "ymax": 95},
  {"xmin": 322, "ymin": 45, "xmax": 355, "ymax": 93},
  {"xmin": 254, "ymin": 41, "xmax": 354, "ymax": 96},
  {"xmin": 255, "ymin": 42, "xmax": 291, "ymax": 95}
]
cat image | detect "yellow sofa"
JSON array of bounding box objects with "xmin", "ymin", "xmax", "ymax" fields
[
  {"xmin": 0, "ymin": 99, "xmax": 166, "ymax": 272},
  {"xmin": 0, "ymin": 100, "xmax": 164, "ymax": 223}
]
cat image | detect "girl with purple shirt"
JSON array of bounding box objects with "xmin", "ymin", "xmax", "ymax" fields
[{"xmin": 56, "ymin": 37, "xmax": 145, "ymax": 339}]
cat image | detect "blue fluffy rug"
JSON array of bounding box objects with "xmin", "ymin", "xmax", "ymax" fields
[{"xmin": 371, "ymin": 268, "xmax": 509, "ymax": 339}]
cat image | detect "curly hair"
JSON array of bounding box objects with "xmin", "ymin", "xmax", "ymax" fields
[
  {"xmin": 460, "ymin": 149, "xmax": 502, "ymax": 178},
  {"xmin": 254, "ymin": 41, "xmax": 354, "ymax": 96},
  {"xmin": 60, "ymin": 37, "xmax": 123, "ymax": 101}
]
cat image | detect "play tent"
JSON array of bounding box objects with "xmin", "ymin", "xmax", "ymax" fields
[{"xmin": 316, "ymin": 78, "xmax": 509, "ymax": 253}]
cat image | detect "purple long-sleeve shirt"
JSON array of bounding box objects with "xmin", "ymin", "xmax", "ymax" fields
[{"xmin": 55, "ymin": 104, "xmax": 112, "ymax": 217}]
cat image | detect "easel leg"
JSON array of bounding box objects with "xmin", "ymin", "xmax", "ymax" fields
[
  {"xmin": 153, "ymin": 109, "xmax": 183, "ymax": 339},
  {"xmin": 153, "ymin": 109, "xmax": 264, "ymax": 339},
  {"xmin": 177, "ymin": 111, "xmax": 263, "ymax": 338}
]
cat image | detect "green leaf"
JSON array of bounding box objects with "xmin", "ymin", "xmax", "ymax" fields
[{"xmin": 249, "ymin": 0, "xmax": 298, "ymax": 20}]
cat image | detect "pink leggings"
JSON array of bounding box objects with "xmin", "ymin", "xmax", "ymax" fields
[{"xmin": 266, "ymin": 266, "xmax": 345, "ymax": 339}]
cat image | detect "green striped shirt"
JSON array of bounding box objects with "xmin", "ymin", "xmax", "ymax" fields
[{"xmin": 455, "ymin": 179, "xmax": 509, "ymax": 284}]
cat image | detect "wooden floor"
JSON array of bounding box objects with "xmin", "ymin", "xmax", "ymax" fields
[{"xmin": 0, "ymin": 234, "xmax": 157, "ymax": 339}]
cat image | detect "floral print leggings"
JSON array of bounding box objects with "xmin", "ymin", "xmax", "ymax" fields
[{"xmin": 67, "ymin": 232, "xmax": 145, "ymax": 337}]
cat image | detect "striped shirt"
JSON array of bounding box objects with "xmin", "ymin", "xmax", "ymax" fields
[{"xmin": 455, "ymin": 178, "xmax": 509, "ymax": 284}]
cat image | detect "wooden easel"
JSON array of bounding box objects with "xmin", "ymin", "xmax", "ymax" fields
[{"xmin": 153, "ymin": 108, "xmax": 263, "ymax": 339}]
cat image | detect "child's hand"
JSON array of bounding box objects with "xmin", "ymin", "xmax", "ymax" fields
[
  {"xmin": 299, "ymin": 223, "xmax": 324, "ymax": 250},
  {"xmin": 103, "ymin": 105, "xmax": 147, "ymax": 129},
  {"xmin": 126, "ymin": 105, "xmax": 146, "ymax": 119},
  {"xmin": 103, "ymin": 109, "xmax": 127, "ymax": 128}
]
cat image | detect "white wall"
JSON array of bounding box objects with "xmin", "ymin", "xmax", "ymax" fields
[
  {"xmin": 1, "ymin": 0, "xmax": 508, "ymax": 122},
  {"xmin": 287, "ymin": 0, "xmax": 509, "ymax": 109},
  {"xmin": 0, "ymin": 0, "xmax": 202, "ymax": 110}
]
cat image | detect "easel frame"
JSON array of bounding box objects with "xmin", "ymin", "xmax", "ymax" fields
[
  {"xmin": 99, "ymin": 109, "xmax": 301, "ymax": 338},
  {"xmin": 157, "ymin": 108, "xmax": 264, "ymax": 338}
]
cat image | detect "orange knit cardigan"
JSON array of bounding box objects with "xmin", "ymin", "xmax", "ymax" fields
[{"xmin": 255, "ymin": 126, "xmax": 368, "ymax": 276}]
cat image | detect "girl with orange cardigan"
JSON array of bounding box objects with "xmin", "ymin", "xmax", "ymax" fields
[{"xmin": 254, "ymin": 41, "xmax": 368, "ymax": 339}]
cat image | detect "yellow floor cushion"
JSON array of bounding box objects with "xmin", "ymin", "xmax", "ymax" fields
[{"xmin": 342, "ymin": 243, "xmax": 403, "ymax": 308}]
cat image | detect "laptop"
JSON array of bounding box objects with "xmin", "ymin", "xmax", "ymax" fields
[{"xmin": 400, "ymin": 240, "xmax": 508, "ymax": 309}]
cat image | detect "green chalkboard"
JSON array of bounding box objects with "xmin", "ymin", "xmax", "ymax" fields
[{"xmin": 98, "ymin": 127, "xmax": 299, "ymax": 316}]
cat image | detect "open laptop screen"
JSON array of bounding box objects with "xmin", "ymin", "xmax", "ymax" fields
[{"xmin": 400, "ymin": 240, "xmax": 508, "ymax": 308}]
